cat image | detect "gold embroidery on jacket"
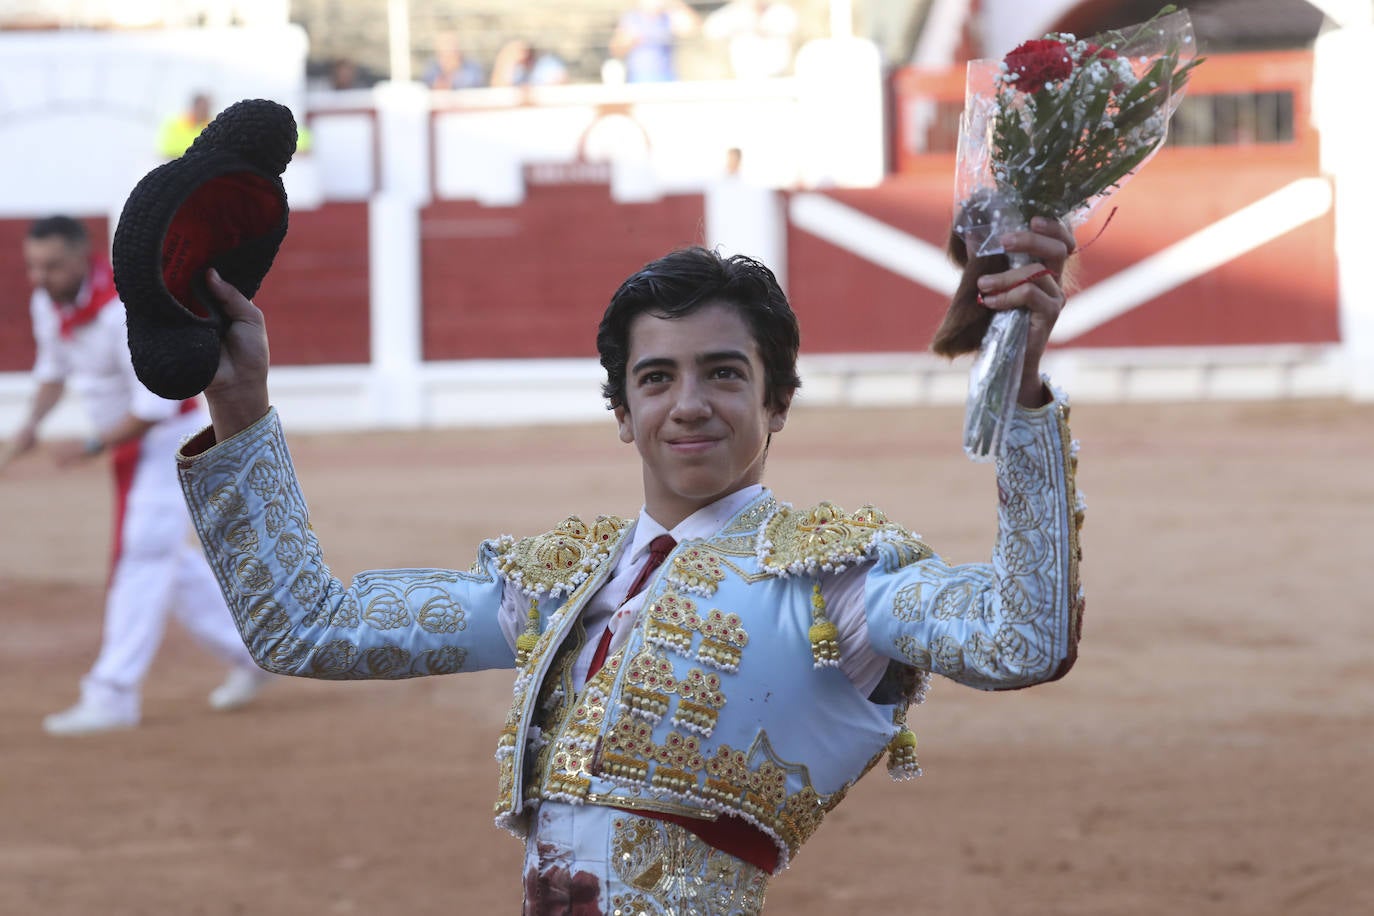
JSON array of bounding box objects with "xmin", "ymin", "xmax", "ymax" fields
[
  {"xmin": 644, "ymin": 593, "xmax": 702, "ymax": 655},
  {"xmin": 416, "ymin": 593, "xmax": 466, "ymax": 634},
  {"xmin": 492, "ymin": 515, "xmax": 631, "ymax": 598},
  {"xmin": 641, "ymin": 592, "xmax": 750, "ymax": 673},
  {"xmin": 696, "ymin": 609, "xmax": 747, "ymax": 673},
  {"xmin": 650, "ymin": 731, "xmax": 705, "ymax": 795},
  {"xmin": 663, "ymin": 545, "xmax": 727, "ymax": 596},
  {"xmin": 886, "ymin": 398, "xmax": 1082, "ymax": 687},
  {"xmin": 224, "ymin": 519, "xmax": 258, "ymax": 553},
  {"xmin": 672, "ymin": 668, "xmax": 725, "ymax": 737},
  {"xmin": 622, "ymin": 648, "xmax": 677, "ymax": 723},
  {"xmin": 1058, "ymin": 402, "xmax": 1087, "ymax": 656},
  {"xmin": 527, "ymin": 619, "xmax": 589, "ymax": 800},
  {"xmin": 610, "ymin": 815, "xmax": 769, "ymax": 915},
  {"xmin": 505, "ymin": 510, "xmax": 628, "ymax": 815},
  {"xmin": 540, "ymin": 656, "xmax": 617, "ymax": 805},
  {"xmin": 245, "ymin": 458, "xmax": 281, "ymax": 498},
  {"xmin": 591, "ymin": 724, "xmax": 848, "ymax": 865},
  {"xmin": 603, "ymin": 718, "xmax": 655, "ymax": 784},
  {"xmin": 704, "ymin": 534, "xmax": 760, "ymax": 557},
  {"xmin": 207, "ymin": 483, "xmax": 247, "ymax": 519},
  {"xmin": 720, "ymin": 496, "xmax": 778, "ymax": 536},
  {"xmin": 760, "ymin": 502, "xmax": 930, "ymax": 575}
]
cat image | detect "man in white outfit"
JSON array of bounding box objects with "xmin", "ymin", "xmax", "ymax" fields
[{"xmin": 1, "ymin": 216, "xmax": 270, "ymax": 736}]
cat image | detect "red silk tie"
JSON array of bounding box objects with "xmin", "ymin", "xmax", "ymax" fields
[{"xmin": 586, "ymin": 533, "xmax": 676, "ymax": 678}]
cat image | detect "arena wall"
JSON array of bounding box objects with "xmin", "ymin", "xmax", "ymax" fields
[{"xmin": 0, "ymin": 28, "xmax": 1359, "ymax": 437}]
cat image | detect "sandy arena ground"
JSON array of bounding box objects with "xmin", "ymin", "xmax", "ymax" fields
[{"xmin": 2, "ymin": 399, "xmax": 1371, "ymax": 915}]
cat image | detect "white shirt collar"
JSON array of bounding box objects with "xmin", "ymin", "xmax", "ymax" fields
[{"xmin": 626, "ymin": 484, "xmax": 766, "ymax": 564}]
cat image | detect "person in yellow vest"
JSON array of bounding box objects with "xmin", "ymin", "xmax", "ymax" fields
[
  {"xmin": 157, "ymin": 92, "xmax": 213, "ymax": 159},
  {"xmin": 158, "ymin": 92, "xmax": 312, "ymax": 160}
]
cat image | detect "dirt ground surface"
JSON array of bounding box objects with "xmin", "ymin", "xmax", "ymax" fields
[{"xmin": 2, "ymin": 399, "xmax": 1372, "ymax": 916}]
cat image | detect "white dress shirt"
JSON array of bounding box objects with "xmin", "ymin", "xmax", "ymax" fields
[{"xmin": 31, "ymin": 284, "xmax": 185, "ymax": 435}]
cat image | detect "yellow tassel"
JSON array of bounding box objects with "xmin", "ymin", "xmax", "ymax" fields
[
  {"xmin": 809, "ymin": 582, "xmax": 840, "ymax": 667},
  {"xmin": 514, "ymin": 599, "xmax": 540, "ymax": 666},
  {"xmin": 886, "ymin": 726, "xmax": 920, "ymax": 780}
]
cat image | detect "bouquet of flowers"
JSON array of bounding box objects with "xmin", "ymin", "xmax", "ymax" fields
[{"xmin": 939, "ymin": 6, "xmax": 1201, "ymax": 461}]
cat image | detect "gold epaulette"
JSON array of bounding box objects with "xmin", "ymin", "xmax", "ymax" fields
[
  {"xmin": 759, "ymin": 501, "xmax": 932, "ymax": 577},
  {"xmin": 491, "ymin": 515, "xmax": 632, "ymax": 598}
]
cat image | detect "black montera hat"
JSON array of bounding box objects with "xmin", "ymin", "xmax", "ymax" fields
[{"xmin": 112, "ymin": 98, "xmax": 296, "ymax": 400}]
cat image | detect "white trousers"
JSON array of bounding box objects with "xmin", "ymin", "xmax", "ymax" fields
[{"xmin": 80, "ymin": 412, "xmax": 256, "ymax": 718}]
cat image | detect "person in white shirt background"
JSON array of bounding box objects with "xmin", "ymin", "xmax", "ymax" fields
[
  {"xmin": 704, "ymin": 0, "xmax": 800, "ymax": 79},
  {"xmin": 0, "ymin": 215, "xmax": 271, "ymax": 736}
]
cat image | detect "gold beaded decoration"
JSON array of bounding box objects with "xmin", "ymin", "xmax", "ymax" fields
[
  {"xmin": 695, "ymin": 609, "xmax": 748, "ymax": 672},
  {"xmin": 513, "ymin": 598, "xmax": 541, "ymax": 666},
  {"xmin": 885, "ymin": 725, "xmax": 920, "ymax": 780},
  {"xmin": 808, "ymin": 582, "xmax": 841, "ymax": 668}
]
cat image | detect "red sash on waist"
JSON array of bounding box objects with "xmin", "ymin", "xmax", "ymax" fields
[
  {"xmin": 106, "ymin": 396, "xmax": 200, "ymax": 579},
  {"xmin": 614, "ymin": 805, "xmax": 779, "ymax": 873}
]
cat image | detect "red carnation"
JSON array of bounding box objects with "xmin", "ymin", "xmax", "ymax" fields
[{"xmin": 1003, "ymin": 39, "xmax": 1075, "ymax": 93}]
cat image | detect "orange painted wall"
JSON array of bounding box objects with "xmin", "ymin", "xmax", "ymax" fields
[
  {"xmin": 784, "ymin": 154, "xmax": 1338, "ymax": 353},
  {"xmin": 785, "ymin": 173, "xmax": 958, "ymax": 355},
  {"xmin": 1065, "ymin": 153, "xmax": 1337, "ymax": 347},
  {"xmin": 1, "ymin": 46, "xmax": 1337, "ymax": 375},
  {"xmin": 419, "ymin": 183, "xmax": 705, "ymax": 360},
  {"xmin": 252, "ymin": 202, "xmax": 371, "ymax": 364},
  {"xmin": 880, "ymin": 48, "xmax": 1337, "ymax": 350}
]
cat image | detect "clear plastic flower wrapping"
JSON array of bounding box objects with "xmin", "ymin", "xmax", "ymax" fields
[{"xmin": 953, "ymin": 8, "xmax": 1199, "ymax": 461}]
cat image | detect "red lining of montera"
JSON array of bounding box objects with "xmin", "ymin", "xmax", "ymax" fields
[{"xmin": 160, "ymin": 172, "xmax": 282, "ymax": 318}]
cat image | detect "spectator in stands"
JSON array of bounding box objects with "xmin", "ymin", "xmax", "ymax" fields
[
  {"xmin": 725, "ymin": 145, "xmax": 743, "ymax": 176},
  {"xmin": 328, "ymin": 56, "xmax": 378, "ymax": 91},
  {"xmin": 157, "ymin": 92, "xmax": 212, "ymax": 159},
  {"xmin": 490, "ymin": 39, "xmax": 570, "ymax": 88},
  {"xmin": 610, "ymin": 0, "xmax": 700, "ymax": 83},
  {"xmin": 424, "ymin": 31, "xmax": 486, "ymax": 90},
  {"xmin": 703, "ymin": 0, "xmax": 799, "ymax": 79}
]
